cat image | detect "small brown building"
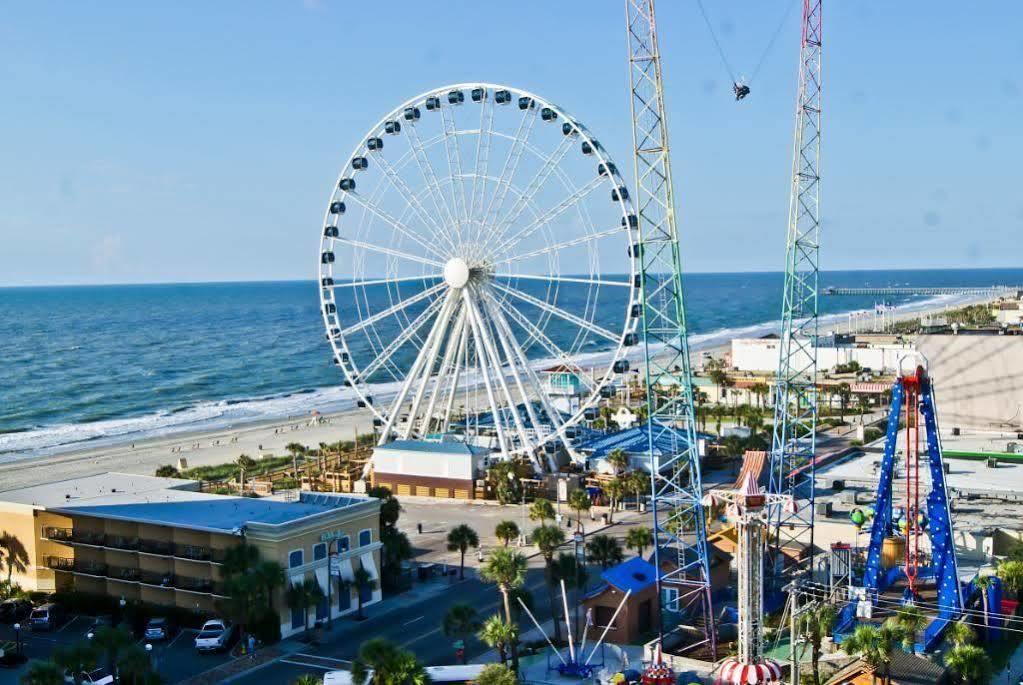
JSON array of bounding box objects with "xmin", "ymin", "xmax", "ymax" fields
[{"xmin": 581, "ymin": 557, "xmax": 659, "ymax": 644}]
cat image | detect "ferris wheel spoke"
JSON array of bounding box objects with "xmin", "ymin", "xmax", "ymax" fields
[
  {"xmin": 329, "ymin": 274, "xmax": 442, "ymax": 289},
  {"xmin": 468, "ymin": 94, "xmax": 495, "ymax": 234},
  {"xmin": 489, "ymin": 134, "xmax": 575, "ymax": 247},
  {"xmin": 479, "ymin": 291, "xmax": 559, "ymax": 470},
  {"xmin": 476, "ymin": 105, "xmax": 537, "ymax": 254},
  {"xmin": 490, "ymin": 225, "xmax": 624, "ymax": 267},
  {"xmin": 420, "ymin": 309, "xmax": 467, "ymax": 437},
  {"xmin": 493, "ymin": 272, "xmax": 629, "ymax": 288},
  {"xmin": 334, "ymin": 236, "xmax": 446, "ymax": 269},
  {"xmin": 464, "ymin": 289, "xmax": 538, "ymax": 468},
  {"xmin": 489, "ymin": 175, "xmax": 605, "ymax": 258},
  {"xmin": 406, "ymin": 121, "xmax": 463, "ymax": 247},
  {"xmin": 374, "ymin": 153, "xmax": 459, "ymax": 255},
  {"xmin": 440, "ymin": 107, "xmax": 471, "ymax": 230},
  {"xmin": 491, "ymin": 281, "xmax": 619, "ymax": 343},
  {"xmin": 402, "ymin": 299, "xmax": 462, "ymax": 440},
  {"xmin": 488, "ymin": 292, "xmax": 595, "ymax": 391},
  {"xmin": 343, "ymin": 192, "xmax": 449, "ymax": 263},
  {"xmin": 340, "ymin": 281, "xmax": 446, "ymax": 338},
  {"xmin": 462, "ymin": 289, "xmax": 511, "ymax": 458},
  {"xmin": 359, "ymin": 296, "xmax": 446, "ymax": 382},
  {"xmin": 483, "ymin": 290, "xmax": 575, "ymax": 467},
  {"xmin": 377, "ymin": 291, "xmax": 458, "ymax": 442}
]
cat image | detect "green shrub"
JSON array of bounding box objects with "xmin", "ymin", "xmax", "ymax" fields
[
  {"xmin": 248, "ymin": 606, "xmax": 282, "ymax": 645},
  {"xmin": 863, "ymin": 427, "xmax": 884, "ymax": 443}
]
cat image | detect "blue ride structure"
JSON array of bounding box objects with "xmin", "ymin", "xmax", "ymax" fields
[{"xmin": 856, "ymin": 363, "xmax": 965, "ymax": 648}]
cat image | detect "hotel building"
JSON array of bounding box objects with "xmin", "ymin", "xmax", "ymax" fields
[{"xmin": 0, "ymin": 473, "xmax": 382, "ymax": 638}]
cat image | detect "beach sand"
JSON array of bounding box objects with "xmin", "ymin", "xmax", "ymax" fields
[{"xmin": 0, "ymin": 295, "xmax": 990, "ymax": 491}]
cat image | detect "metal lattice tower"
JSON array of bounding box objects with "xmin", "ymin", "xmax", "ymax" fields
[
  {"xmin": 768, "ymin": 0, "xmax": 822, "ymax": 575},
  {"xmin": 625, "ymin": 0, "xmax": 714, "ymax": 655}
]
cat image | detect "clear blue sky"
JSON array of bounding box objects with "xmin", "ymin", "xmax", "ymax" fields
[{"xmin": 1, "ymin": 1, "xmax": 1020, "ymax": 286}]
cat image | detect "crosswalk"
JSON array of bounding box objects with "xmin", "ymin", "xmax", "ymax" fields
[{"xmin": 279, "ymin": 652, "xmax": 352, "ymax": 671}]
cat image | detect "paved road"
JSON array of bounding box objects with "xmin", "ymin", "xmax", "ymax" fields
[{"xmin": 230, "ymin": 516, "xmax": 647, "ymax": 685}]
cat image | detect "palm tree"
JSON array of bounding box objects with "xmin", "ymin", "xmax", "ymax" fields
[
  {"xmin": 285, "ymin": 442, "xmax": 307, "ymax": 477},
  {"xmin": 842, "ymin": 624, "xmax": 886, "ymax": 685},
  {"xmin": 532, "ymin": 524, "xmax": 566, "ymax": 643},
  {"xmin": 353, "ymin": 566, "xmax": 377, "ymax": 619},
  {"xmin": 477, "ymin": 663, "xmax": 518, "ymax": 685},
  {"xmin": 603, "ymin": 478, "xmax": 625, "ymax": 523},
  {"xmin": 607, "ymin": 448, "xmax": 629, "ymax": 476},
  {"xmin": 836, "ymin": 383, "xmax": 852, "ymax": 422},
  {"xmin": 586, "ymin": 535, "xmax": 623, "ymax": 570},
  {"xmin": 627, "ymin": 471, "xmax": 648, "ymax": 510},
  {"xmin": 798, "ymin": 603, "xmax": 837, "ymax": 685},
  {"xmin": 998, "ymin": 559, "xmax": 1023, "ymax": 600},
  {"xmin": 478, "ymin": 615, "xmax": 517, "ymax": 665},
  {"xmin": 751, "ymin": 382, "xmax": 770, "ymax": 409},
  {"xmin": 91, "ymin": 626, "xmax": 132, "ymax": 682},
  {"xmin": 625, "ymin": 527, "xmax": 652, "ymax": 559},
  {"xmin": 292, "ymin": 675, "xmax": 323, "ymax": 685},
  {"xmin": 568, "ymin": 489, "xmax": 591, "ymax": 532},
  {"xmin": 495, "ymin": 521, "xmax": 520, "ymax": 548},
  {"xmin": 447, "ymin": 524, "xmax": 480, "ymax": 580},
  {"xmin": 222, "ymin": 542, "xmax": 260, "ymax": 577},
  {"xmin": 946, "ymin": 621, "xmax": 975, "ymax": 648},
  {"xmin": 480, "ymin": 548, "xmax": 527, "ymax": 674},
  {"xmin": 712, "ymin": 405, "xmax": 727, "ymax": 437},
  {"xmin": 53, "ymin": 643, "xmax": 98, "ymax": 685},
  {"xmin": 0, "ymin": 533, "xmax": 29, "ymax": 586},
  {"xmin": 21, "ymin": 661, "xmax": 65, "ymax": 685},
  {"xmin": 252, "ymin": 559, "xmax": 286, "ymax": 609},
  {"xmin": 352, "ymin": 638, "xmax": 428, "ymax": 685},
  {"xmin": 442, "ymin": 604, "xmax": 479, "ymax": 663},
  {"xmin": 974, "ymin": 575, "xmax": 994, "ymax": 637},
  {"xmin": 890, "ymin": 605, "xmax": 926, "ymax": 654},
  {"xmin": 116, "ymin": 644, "xmax": 155, "ymax": 685},
  {"xmin": 286, "ymin": 578, "xmax": 325, "ymax": 638},
  {"xmin": 528, "ymin": 498, "xmax": 555, "ymax": 526},
  {"xmin": 945, "ymin": 645, "xmax": 992, "ymax": 685}
]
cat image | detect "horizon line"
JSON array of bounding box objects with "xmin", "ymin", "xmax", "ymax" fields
[{"xmin": 2, "ymin": 264, "xmax": 1022, "ymax": 290}]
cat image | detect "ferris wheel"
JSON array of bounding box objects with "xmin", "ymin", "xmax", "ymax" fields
[{"xmin": 318, "ymin": 83, "xmax": 640, "ymax": 472}]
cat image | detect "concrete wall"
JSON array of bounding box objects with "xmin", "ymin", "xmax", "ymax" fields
[
  {"xmin": 731, "ymin": 338, "xmax": 912, "ymax": 373},
  {"xmin": 917, "ymin": 335, "xmax": 1023, "ymax": 430},
  {"xmin": 371, "ymin": 446, "xmax": 477, "ymax": 481}
]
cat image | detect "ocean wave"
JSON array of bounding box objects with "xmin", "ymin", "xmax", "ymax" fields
[{"xmin": 0, "ymin": 291, "xmax": 985, "ymax": 463}]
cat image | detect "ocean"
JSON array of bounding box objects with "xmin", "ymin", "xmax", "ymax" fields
[{"xmin": 1, "ymin": 267, "xmax": 1020, "ymax": 461}]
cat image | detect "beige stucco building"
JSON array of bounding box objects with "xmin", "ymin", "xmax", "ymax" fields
[{"xmin": 0, "ymin": 473, "xmax": 381, "ymax": 639}]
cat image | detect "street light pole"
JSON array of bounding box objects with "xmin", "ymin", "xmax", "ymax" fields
[
  {"xmin": 573, "ymin": 531, "xmax": 584, "ymax": 642},
  {"xmin": 13, "ymin": 623, "xmax": 21, "ymax": 656}
]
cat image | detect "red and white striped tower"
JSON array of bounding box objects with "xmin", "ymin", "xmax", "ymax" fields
[{"xmin": 705, "ymin": 474, "xmax": 795, "ymax": 685}]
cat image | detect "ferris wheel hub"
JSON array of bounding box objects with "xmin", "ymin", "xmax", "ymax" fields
[{"xmin": 443, "ymin": 257, "xmax": 471, "ymax": 289}]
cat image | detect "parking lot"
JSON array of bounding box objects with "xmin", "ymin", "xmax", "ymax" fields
[{"xmin": 0, "ymin": 613, "xmax": 237, "ymax": 685}]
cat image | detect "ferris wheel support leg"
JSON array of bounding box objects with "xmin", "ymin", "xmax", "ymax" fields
[
  {"xmin": 378, "ymin": 291, "xmax": 457, "ymax": 445},
  {"xmin": 420, "ymin": 310, "xmax": 467, "ymax": 437},
  {"xmin": 484, "ymin": 290, "xmax": 570, "ymax": 472},
  {"xmin": 442, "ymin": 323, "xmax": 469, "ymax": 434},
  {"xmin": 483, "ymin": 293, "xmax": 551, "ymax": 473},
  {"xmin": 403, "ymin": 302, "xmax": 462, "ymax": 440},
  {"xmin": 465, "ymin": 287, "xmax": 539, "ymax": 472},
  {"xmin": 462, "ymin": 288, "xmax": 511, "ymax": 460}
]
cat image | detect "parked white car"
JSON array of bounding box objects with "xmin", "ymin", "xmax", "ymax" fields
[
  {"xmin": 63, "ymin": 668, "xmax": 114, "ymax": 685},
  {"xmin": 193, "ymin": 619, "xmax": 235, "ymax": 653}
]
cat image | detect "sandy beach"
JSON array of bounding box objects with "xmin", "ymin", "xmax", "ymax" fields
[{"xmin": 0, "ymin": 294, "xmax": 993, "ymax": 492}]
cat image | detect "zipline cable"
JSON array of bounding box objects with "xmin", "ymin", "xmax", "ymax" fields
[{"xmin": 749, "ymin": 0, "xmax": 800, "ymax": 84}]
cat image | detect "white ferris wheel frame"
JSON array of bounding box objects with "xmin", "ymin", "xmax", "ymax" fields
[{"xmin": 318, "ymin": 82, "xmax": 641, "ymax": 469}]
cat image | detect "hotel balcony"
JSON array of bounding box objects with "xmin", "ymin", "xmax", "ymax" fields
[
  {"xmin": 42, "ymin": 527, "xmax": 225, "ymax": 564},
  {"xmin": 45, "ymin": 557, "xmax": 224, "ymax": 596}
]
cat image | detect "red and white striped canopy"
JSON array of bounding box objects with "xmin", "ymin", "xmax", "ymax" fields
[{"xmin": 718, "ymin": 658, "xmax": 783, "ymax": 685}]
